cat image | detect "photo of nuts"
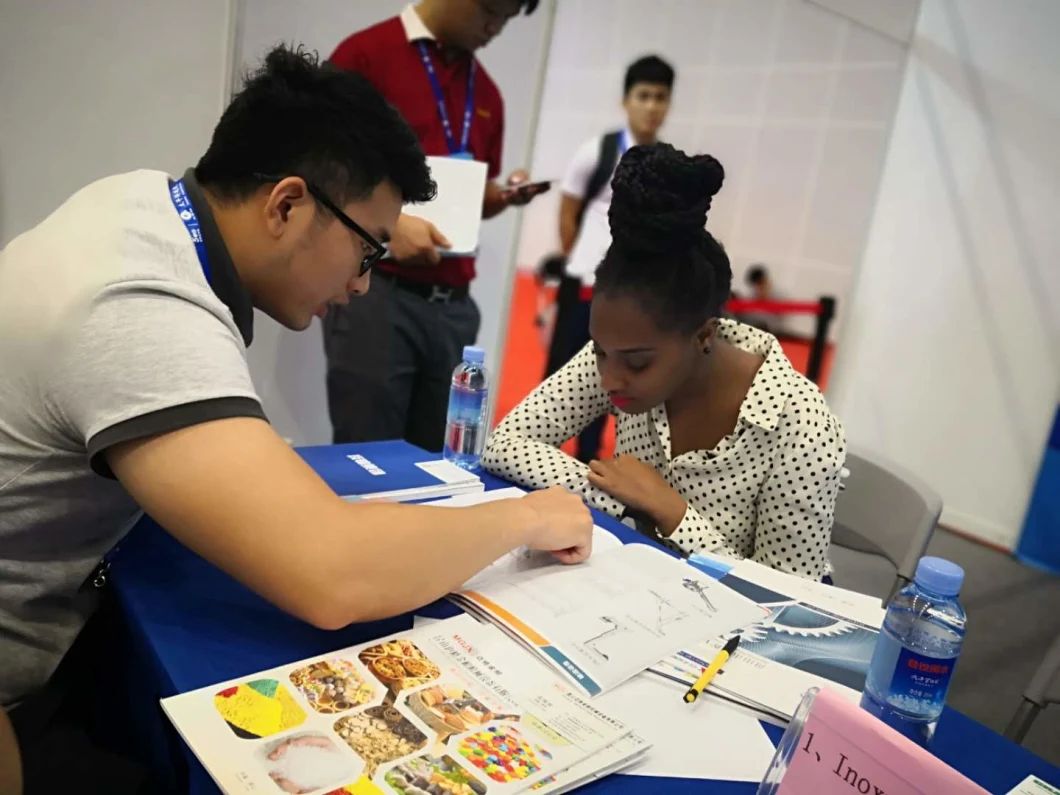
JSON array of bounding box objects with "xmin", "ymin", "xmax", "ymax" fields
[
  {"xmin": 358, "ymin": 639, "xmax": 442, "ymax": 693},
  {"xmin": 333, "ymin": 704, "xmax": 429, "ymax": 776},
  {"xmin": 289, "ymin": 659, "xmax": 376, "ymax": 715}
]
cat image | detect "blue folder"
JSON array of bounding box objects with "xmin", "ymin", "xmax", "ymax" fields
[{"xmin": 295, "ymin": 440, "xmax": 483, "ymax": 502}]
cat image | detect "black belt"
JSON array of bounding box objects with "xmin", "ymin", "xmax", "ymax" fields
[{"xmin": 376, "ymin": 270, "xmax": 470, "ymax": 303}]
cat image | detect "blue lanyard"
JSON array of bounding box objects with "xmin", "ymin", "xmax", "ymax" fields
[
  {"xmin": 168, "ymin": 178, "xmax": 212, "ymax": 285},
  {"xmin": 417, "ymin": 42, "xmax": 477, "ymax": 155}
]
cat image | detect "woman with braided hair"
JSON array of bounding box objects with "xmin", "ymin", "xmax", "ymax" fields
[{"xmin": 484, "ymin": 143, "xmax": 845, "ymax": 581}]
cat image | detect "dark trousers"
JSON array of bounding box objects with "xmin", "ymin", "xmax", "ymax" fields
[
  {"xmin": 9, "ymin": 598, "xmax": 160, "ymax": 794},
  {"xmin": 545, "ymin": 276, "xmax": 603, "ymax": 463},
  {"xmin": 323, "ymin": 273, "xmax": 481, "ymax": 453}
]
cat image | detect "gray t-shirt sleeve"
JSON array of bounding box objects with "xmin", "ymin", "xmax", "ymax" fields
[{"xmin": 45, "ymin": 280, "xmax": 266, "ymax": 477}]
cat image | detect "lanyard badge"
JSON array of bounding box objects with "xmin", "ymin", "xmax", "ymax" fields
[
  {"xmin": 169, "ymin": 178, "xmax": 212, "ymax": 285},
  {"xmin": 417, "ymin": 42, "xmax": 477, "ymax": 157}
]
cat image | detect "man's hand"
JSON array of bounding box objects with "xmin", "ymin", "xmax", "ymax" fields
[
  {"xmin": 389, "ymin": 213, "xmax": 451, "ymax": 267},
  {"xmin": 501, "ymin": 169, "xmax": 535, "ymax": 207},
  {"xmin": 520, "ymin": 487, "xmax": 593, "ymax": 564},
  {"xmin": 588, "ymin": 456, "xmax": 687, "ymax": 536},
  {"xmin": 485, "ymin": 169, "xmax": 547, "ymax": 217}
]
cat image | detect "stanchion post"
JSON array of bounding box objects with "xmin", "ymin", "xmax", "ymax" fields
[{"xmin": 807, "ymin": 295, "xmax": 836, "ymax": 385}]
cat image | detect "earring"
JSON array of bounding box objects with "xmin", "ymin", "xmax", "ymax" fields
[{"xmin": 702, "ymin": 346, "xmax": 712, "ymax": 356}]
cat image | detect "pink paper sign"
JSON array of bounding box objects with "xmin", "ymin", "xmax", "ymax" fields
[{"xmin": 777, "ymin": 688, "xmax": 990, "ymax": 795}]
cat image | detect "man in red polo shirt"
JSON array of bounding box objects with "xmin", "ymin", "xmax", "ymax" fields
[{"xmin": 325, "ymin": 0, "xmax": 544, "ymax": 451}]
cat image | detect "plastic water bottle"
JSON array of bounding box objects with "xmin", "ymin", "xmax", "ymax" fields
[
  {"xmin": 860, "ymin": 556, "xmax": 967, "ymax": 745},
  {"xmin": 443, "ymin": 346, "xmax": 489, "ymax": 470}
]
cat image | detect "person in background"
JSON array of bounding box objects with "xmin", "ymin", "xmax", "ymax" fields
[
  {"xmin": 0, "ymin": 46, "xmax": 591, "ymax": 790},
  {"xmin": 533, "ymin": 254, "xmax": 567, "ymax": 351},
  {"xmin": 326, "ymin": 0, "xmax": 547, "ymax": 451},
  {"xmin": 545, "ymin": 55, "xmax": 675, "ymax": 463},
  {"xmin": 484, "ymin": 144, "xmax": 845, "ymax": 581},
  {"xmin": 737, "ymin": 263, "xmax": 782, "ymax": 335}
]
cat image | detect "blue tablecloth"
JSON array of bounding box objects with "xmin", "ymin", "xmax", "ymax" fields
[{"xmin": 107, "ymin": 446, "xmax": 1060, "ymax": 794}]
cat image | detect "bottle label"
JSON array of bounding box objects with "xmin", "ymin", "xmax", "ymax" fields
[
  {"xmin": 448, "ymin": 385, "xmax": 487, "ymax": 424},
  {"xmin": 889, "ymin": 647, "xmax": 957, "ymax": 704}
]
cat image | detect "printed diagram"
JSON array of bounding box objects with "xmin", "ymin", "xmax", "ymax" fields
[
  {"xmin": 647, "ymin": 590, "xmax": 691, "ymax": 635},
  {"xmin": 680, "ymin": 578, "xmax": 718, "ymax": 615},
  {"xmin": 566, "ymin": 582, "xmax": 715, "ymax": 665},
  {"xmin": 580, "ymin": 616, "xmax": 627, "ymax": 663}
]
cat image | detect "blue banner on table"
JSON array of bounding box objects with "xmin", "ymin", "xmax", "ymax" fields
[{"xmin": 1017, "ymin": 405, "xmax": 1060, "ymax": 574}]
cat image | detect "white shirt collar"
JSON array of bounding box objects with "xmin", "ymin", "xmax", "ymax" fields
[
  {"xmin": 400, "ymin": 3, "xmax": 435, "ymax": 43},
  {"xmin": 716, "ymin": 320, "xmax": 802, "ymax": 432}
]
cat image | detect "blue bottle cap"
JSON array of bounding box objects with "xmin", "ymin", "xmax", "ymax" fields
[
  {"xmin": 913, "ymin": 556, "xmax": 964, "ymax": 597},
  {"xmin": 462, "ymin": 345, "xmax": 485, "ymax": 364}
]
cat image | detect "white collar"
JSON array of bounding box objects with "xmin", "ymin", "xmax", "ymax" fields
[{"xmin": 400, "ymin": 3, "xmax": 435, "ymax": 43}]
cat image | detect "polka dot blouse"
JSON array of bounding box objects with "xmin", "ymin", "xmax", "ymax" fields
[{"xmin": 482, "ymin": 320, "xmax": 846, "ymax": 580}]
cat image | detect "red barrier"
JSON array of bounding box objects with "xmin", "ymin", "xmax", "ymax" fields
[
  {"xmin": 724, "ymin": 298, "xmax": 825, "ymax": 315},
  {"xmin": 571, "ymin": 286, "xmax": 836, "ymax": 385}
]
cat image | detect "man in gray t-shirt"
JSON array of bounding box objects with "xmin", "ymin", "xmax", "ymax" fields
[{"xmin": 0, "ymin": 44, "xmax": 591, "ymax": 783}]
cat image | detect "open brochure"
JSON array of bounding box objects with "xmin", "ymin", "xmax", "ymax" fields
[
  {"xmin": 649, "ymin": 560, "xmax": 886, "ymax": 722},
  {"xmin": 450, "ymin": 542, "xmax": 764, "ymax": 697},
  {"xmin": 162, "ymin": 614, "xmax": 636, "ymax": 795}
]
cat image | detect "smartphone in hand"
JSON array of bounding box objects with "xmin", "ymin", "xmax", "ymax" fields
[{"xmin": 502, "ymin": 180, "xmax": 551, "ymax": 205}]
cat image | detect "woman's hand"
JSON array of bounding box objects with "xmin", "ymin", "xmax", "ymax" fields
[{"xmin": 587, "ymin": 456, "xmax": 687, "ymax": 535}]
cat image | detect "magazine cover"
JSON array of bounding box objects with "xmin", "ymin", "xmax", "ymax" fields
[{"xmin": 162, "ymin": 615, "xmax": 630, "ymax": 795}]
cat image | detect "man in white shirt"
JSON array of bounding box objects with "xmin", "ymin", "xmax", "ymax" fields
[
  {"xmin": 0, "ymin": 44, "xmax": 590, "ymax": 790},
  {"xmin": 545, "ymin": 55, "xmax": 675, "ymax": 462}
]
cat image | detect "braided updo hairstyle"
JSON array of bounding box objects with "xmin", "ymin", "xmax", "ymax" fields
[{"xmin": 595, "ymin": 143, "xmax": 731, "ymax": 334}]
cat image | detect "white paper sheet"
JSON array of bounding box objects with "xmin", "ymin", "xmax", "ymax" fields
[
  {"xmin": 403, "ymin": 156, "xmax": 488, "ymax": 256},
  {"xmin": 597, "ymin": 674, "xmax": 776, "ymax": 782},
  {"xmin": 415, "ymin": 459, "xmax": 480, "ymax": 485},
  {"xmin": 429, "ymin": 486, "xmax": 528, "ymax": 506},
  {"xmin": 1007, "ymin": 775, "xmax": 1060, "ymax": 795}
]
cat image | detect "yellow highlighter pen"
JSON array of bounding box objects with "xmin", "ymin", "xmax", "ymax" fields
[{"xmin": 683, "ymin": 635, "xmax": 741, "ymax": 704}]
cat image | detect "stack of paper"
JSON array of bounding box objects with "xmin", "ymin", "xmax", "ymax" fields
[
  {"xmin": 162, "ymin": 614, "xmax": 643, "ymax": 795},
  {"xmin": 297, "ymin": 442, "xmax": 484, "ymax": 503},
  {"xmin": 649, "ymin": 560, "xmax": 887, "ymax": 723},
  {"xmin": 450, "ymin": 541, "xmax": 765, "ymax": 697}
]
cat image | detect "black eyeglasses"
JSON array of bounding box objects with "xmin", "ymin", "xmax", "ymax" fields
[{"xmin": 254, "ymin": 173, "xmax": 387, "ymax": 276}]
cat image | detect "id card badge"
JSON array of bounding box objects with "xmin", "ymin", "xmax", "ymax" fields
[{"xmin": 448, "ymin": 151, "xmax": 475, "ymax": 160}]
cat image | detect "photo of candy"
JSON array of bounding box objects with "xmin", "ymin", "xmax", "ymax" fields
[
  {"xmin": 334, "ymin": 704, "xmax": 429, "ymax": 776},
  {"xmin": 456, "ymin": 726, "xmax": 547, "ymax": 784},
  {"xmin": 358, "ymin": 640, "xmax": 442, "ymax": 694},
  {"xmin": 289, "ymin": 659, "xmax": 376, "ymax": 714},
  {"xmin": 213, "ymin": 679, "xmax": 307, "ymax": 739},
  {"xmin": 256, "ymin": 732, "xmax": 357, "ymax": 794},
  {"xmin": 384, "ymin": 753, "xmax": 488, "ymax": 795}
]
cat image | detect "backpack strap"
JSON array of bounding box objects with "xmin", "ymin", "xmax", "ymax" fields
[{"xmin": 575, "ymin": 130, "xmax": 623, "ymax": 230}]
